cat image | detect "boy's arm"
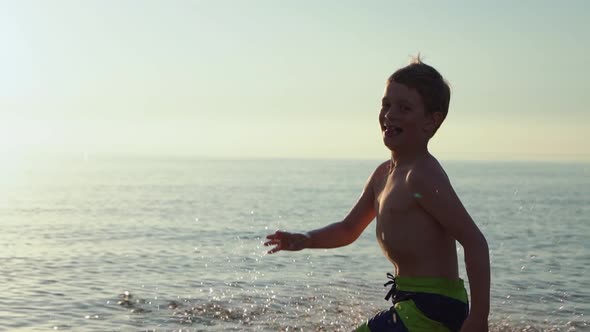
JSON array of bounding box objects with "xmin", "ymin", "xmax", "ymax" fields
[
  {"xmin": 407, "ymin": 168, "xmax": 490, "ymax": 329},
  {"xmin": 265, "ymin": 162, "xmax": 387, "ymax": 253},
  {"xmin": 305, "ymin": 171, "xmax": 377, "ymax": 248}
]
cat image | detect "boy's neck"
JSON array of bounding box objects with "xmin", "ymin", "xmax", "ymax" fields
[{"xmin": 390, "ymin": 145, "xmax": 430, "ymax": 169}]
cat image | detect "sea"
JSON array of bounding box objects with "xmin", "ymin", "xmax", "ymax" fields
[{"xmin": 1, "ymin": 156, "xmax": 588, "ymax": 331}]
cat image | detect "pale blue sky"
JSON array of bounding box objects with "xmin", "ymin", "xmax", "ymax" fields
[{"xmin": 1, "ymin": 0, "xmax": 589, "ymax": 160}]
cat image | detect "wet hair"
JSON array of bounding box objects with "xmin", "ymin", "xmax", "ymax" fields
[{"xmin": 388, "ymin": 55, "xmax": 451, "ymax": 121}]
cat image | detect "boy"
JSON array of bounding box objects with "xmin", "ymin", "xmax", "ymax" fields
[{"xmin": 264, "ymin": 57, "xmax": 490, "ymax": 332}]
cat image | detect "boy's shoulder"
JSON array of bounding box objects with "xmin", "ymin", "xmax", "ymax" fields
[
  {"xmin": 405, "ymin": 155, "xmax": 451, "ymax": 191},
  {"xmin": 363, "ymin": 160, "xmax": 391, "ymax": 190},
  {"xmin": 367, "ymin": 157, "xmax": 453, "ymax": 193},
  {"xmin": 375, "ymin": 160, "xmax": 391, "ymax": 174},
  {"xmin": 372, "ymin": 160, "xmax": 392, "ymax": 179}
]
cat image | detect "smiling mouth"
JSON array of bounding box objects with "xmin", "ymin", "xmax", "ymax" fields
[{"xmin": 383, "ymin": 124, "xmax": 403, "ymax": 137}]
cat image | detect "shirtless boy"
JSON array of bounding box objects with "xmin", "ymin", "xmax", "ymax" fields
[{"xmin": 264, "ymin": 57, "xmax": 490, "ymax": 332}]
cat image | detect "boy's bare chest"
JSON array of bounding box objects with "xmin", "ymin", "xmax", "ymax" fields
[
  {"xmin": 376, "ymin": 174, "xmax": 417, "ymax": 216},
  {"xmin": 374, "ymin": 171, "xmax": 443, "ymax": 265}
]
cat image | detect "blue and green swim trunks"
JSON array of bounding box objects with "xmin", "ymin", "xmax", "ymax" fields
[{"xmin": 355, "ymin": 273, "xmax": 469, "ymax": 332}]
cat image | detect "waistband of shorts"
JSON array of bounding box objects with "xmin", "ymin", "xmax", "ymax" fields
[{"xmin": 395, "ymin": 276, "xmax": 468, "ymax": 303}]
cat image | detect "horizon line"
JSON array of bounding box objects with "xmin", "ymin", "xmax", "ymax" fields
[{"xmin": 5, "ymin": 151, "xmax": 590, "ymax": 164}]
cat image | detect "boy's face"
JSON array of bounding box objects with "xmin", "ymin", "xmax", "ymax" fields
[{"xmin": 379, "ymin": 81, "xmax": 438, "ymax": 151}]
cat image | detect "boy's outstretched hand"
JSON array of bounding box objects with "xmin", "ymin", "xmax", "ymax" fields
[{"xmin": 264, "ymin": 231, "xmax": 311, "ymax": 254}]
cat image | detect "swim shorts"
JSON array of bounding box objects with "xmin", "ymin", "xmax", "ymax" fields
[{"xmin": 355, "ymin": 273, "xmax": 469, "ymax": 332}]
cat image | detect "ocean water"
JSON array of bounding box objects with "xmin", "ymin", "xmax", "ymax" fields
[{"xmin": 1, "ymin": 156, "xmax": 588, "ymax": 332}]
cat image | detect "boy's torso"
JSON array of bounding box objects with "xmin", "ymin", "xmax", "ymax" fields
[{"xmin": 372, "ymin": 158, "xmax": 459, "ymax": 279}]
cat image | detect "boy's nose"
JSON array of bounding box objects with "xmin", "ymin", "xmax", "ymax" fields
[{"xmin": 384, "ymin": 108, "xmax": 397, "ymax": 121}]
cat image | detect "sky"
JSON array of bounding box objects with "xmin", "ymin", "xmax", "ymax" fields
[{"xmin": 1, "ymin": 0, "xmax": 589, "ymax": 161}]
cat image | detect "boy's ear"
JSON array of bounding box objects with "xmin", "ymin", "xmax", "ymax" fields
[
  {"xmin": 432, "ymin": 111, "xmax": 445, "ymax": 128},
  {"xmin": 424, "ymin": 111, "xmax": 445, "ymax": 132}
]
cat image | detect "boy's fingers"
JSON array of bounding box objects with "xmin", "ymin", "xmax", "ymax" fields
[
  {"xmin": 263, "ymin": 240, "xmax": 280, "ymax": 246},
  {"xmin": 265, "ymin": 231, "xmax": 290, "ymax": 253},
  {"xmin": 268, "ymin": 245, "xmax": 282, "ymax": 254}
]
